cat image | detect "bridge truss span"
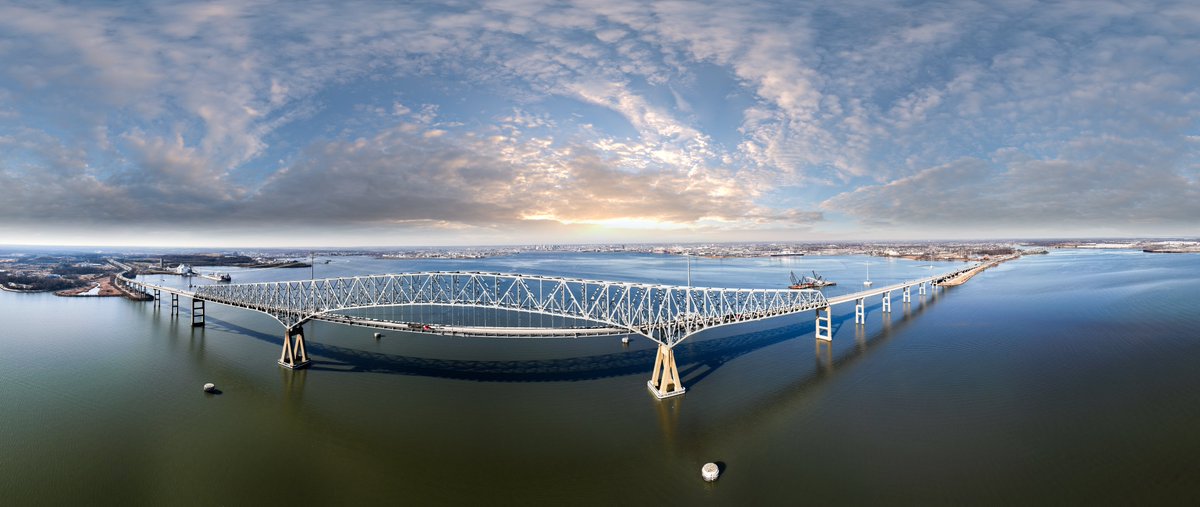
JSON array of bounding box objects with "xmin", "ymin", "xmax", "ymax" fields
[
  {"xmin": 118, "ymin": 263, "xmax": 987, "ymax": 400},
  {"xmin": 193, "ymin": 271, "xmax": 830, "ymax": 347}
]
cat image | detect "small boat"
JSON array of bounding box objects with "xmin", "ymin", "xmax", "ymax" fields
[{"xmin": 863, "ymin": 262, "xmax": 873, "ymax": 287}]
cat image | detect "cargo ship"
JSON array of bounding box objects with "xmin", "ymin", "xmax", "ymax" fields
[{"xmin": 199, "ymin": 272, "xmax": 232, "ymax": 282}]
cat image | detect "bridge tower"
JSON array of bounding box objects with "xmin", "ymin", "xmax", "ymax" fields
[
  {"xmin": 279, "ymin": 325, "xmax": 311, "ymax": 369},
  {"xmin": 647, "ymin": 344, "xmax": 684, "ymax": 399}
]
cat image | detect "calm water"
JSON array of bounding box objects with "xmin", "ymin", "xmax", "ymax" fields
[{"xmin": 2, "ymin": 250, "xmax": 1198, "ymax": 504}]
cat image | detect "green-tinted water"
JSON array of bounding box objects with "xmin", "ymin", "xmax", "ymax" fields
[{"xmin": 1, "ymin": 250, "xmax": 1198, "ymax": 504}]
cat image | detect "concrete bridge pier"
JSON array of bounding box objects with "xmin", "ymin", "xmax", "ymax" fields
[
  {"xmin": 154, "ymin": 289, "xmax": 160, "ymax": 305},
  {"xmin": 815, "ymin": 306, "xmax": 832, "ymax": 341},
  {"xmin": 882, "ymin": 291, "xmax": 892, "ymax": 313},
  {"xmin": 279, "ymin": 325, "xmax": 311, "ymax": 369},
  {"xmin": 854, "ymin": 298, "xmax": 866, "ymax": 324},
  {"xmin": 170, "ymin": 293, "xmax": 179, "ymax": 317},
  {"xmin": 647, "ymin": 344, "xmax": 684, "ymax": 399},
  {"xmin": 903, "ymin": 286, "xmax": 911, "ymax": 303},
  {"xmin": 191, "ymin": 299, "xmax": 205, "ymax": 327},
  {"xmin": 919, "ymin": 282, "xmax": 926, "ymax": 296}
]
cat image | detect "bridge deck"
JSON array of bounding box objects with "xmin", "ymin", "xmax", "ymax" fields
[
  {"xmin": 826, "ymin": 272, "xmax": 949, "ymax": 305},
  {"xmin": 312, "ymin": 313, "xmax": 628, "ymax": 337}
]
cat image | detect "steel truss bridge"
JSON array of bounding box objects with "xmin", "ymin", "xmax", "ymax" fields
[{"xmin": 118, "ymin": 265, "xmax": 978, "ymax": 399}]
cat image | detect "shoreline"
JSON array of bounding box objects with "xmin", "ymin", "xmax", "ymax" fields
[
  {"xmin": 54, "ymin": 275, "xmax": 135, "ymax": 298},
  {"xmin": 0, "ymin": 284, "xmax": 51, "ymax": 294},
  {"xmin": 1142, "ymin": 248, "xmax": 1200, "ymax": 254}
]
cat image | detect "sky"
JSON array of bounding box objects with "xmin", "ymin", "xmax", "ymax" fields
[{"xmin": 0, "ymin": 0, "xmax": 1198, "ymax": 247}]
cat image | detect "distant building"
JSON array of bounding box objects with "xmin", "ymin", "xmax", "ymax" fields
[{"xmin": 175, "ymin": 263, "xmax": 194, "ymax": 276}]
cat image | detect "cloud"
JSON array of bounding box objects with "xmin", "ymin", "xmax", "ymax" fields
[
  {"xmin": 0, "ymin": 128, "xmax": 133, "ymax": 223},
  {"xmin": 1, "ymin": 0, "xmax": 1198, "ymax": 245},
  {"xmin": 245, "ymin": 121, "xmax": 819, "ymax": 232},
  {"xmin": 823, "ymin": 142, "xmax": 1200, "ymax": 235}
]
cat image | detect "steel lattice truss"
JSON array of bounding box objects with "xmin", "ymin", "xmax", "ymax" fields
[{"xmin": 193, "ymin": 272, "xmax": 830, "ymax": 346}]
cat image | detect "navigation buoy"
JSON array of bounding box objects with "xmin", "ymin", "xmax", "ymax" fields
[
  {"xmin": 374, "ymin": 332, "xmax": 384, "ymax": 339},
  {"xmin": 621, "ymin": 337, "xmax": 630, "ymax": 345},
  {"xmin": 203, "ymin": 383, "xmax": 217, "ymax": 393},
  {"xmin": 702, "ymin": 462, "xmax": 720, "ymax": 482}
]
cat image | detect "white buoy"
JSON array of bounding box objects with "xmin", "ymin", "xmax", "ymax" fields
[
  {"xmin": 374, "ymin": 332, "xmax": 383, "ymax": 339},
  {"xmin": 621, "ymin": 336, "xmax": 630, "ymax": 345},
  {"xmin": 203, "ymin": 383, "xmax": 217, "ymax": 393},
  {"xmin": 702, "ymin": 462, "xmax": 720, "ymax": 482}
]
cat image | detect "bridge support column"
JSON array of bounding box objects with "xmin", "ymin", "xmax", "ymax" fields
[
  {"xmin": 279, "ymin": 325, "xmax": 311, "ymax": 369},
  {"xmin": 154, "ymin": 289, "xmax": 160, "ymax": 305},
  {"xmin": 647, "ymin": 344, "xmax": 684, "ymax": 399},
  {"xmin": 882, "ymin": 291, "xmax": 891, "ymax": 313},
  {"xmin": 903, "ymin": 286, "xmax": 911, "ymax": 303},
  {"xmin": 170, "ymin": 293, "xmax": 179, "ymax": 317},
  {"xmin": 191, "ymin": 299, "xmax": 205, "ymax": 327},
  {"xmin": 855, "ymin": 298, "xmax": 865, "ymax": 324},
  {"xmin": 919, "ymin": 282, "xmax": 926, "ymax": 296},
  {"xmin": 815, "ymin": 306, "xmax": 832, "ymax": 341}
]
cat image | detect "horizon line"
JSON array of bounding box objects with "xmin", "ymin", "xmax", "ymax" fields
[{"xmin": 2, "ymin": 235, "xmax": 1196, "ymax": 252}]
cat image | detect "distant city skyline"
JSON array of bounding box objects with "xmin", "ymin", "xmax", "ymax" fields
[{"xmin": 1, "ymin": 1, "xmax": 1198, "ymax": 247}]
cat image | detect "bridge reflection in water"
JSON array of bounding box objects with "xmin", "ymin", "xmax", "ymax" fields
[{"xmin": 118, "ymin": 266, "xmax": 976, "ymax": 399}]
